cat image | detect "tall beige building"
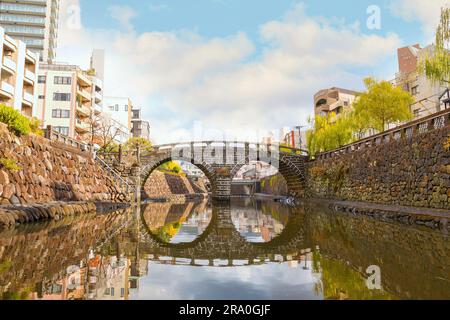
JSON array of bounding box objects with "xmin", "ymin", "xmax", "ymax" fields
[
  {"xmin": 0, "ymin": 0, "xmax": 60, "ymax": 63},
  {"xmin": 37, "ymin": 57, "xmax": 103, "ymax": 143},
  {"xmin": 396, "ymin": 44, "xmax": 447, "ymax": 118},
  {"xmin": 0, "ymin": 26, "xmax": 38, "ymax": 117}
]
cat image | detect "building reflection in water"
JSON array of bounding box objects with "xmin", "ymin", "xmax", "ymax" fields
[{"xmin": 0, "ymin": 199, "xmax": 448, "ymax": 300}]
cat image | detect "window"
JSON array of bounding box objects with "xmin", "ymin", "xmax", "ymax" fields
[
  {"xmin": 53, "ymin": 93, "xmax": 71, "ymax": 101},
  {"xmin": 54, "ymin": 76, "xmax": 72, "ymax": 85},
  {"xmin": 413, "ymin": 109, "xmax": 420, "ymax": 117},
  {"xmin": 121, "ymin": 288, "xmax": 125, "ymax": 298},
  {"xmin": 411, "ymin": 85, "xmax": 419, "ymax": 96},
  {"xmin": 111, "ymin": 288, "xmax": 115, "ymax": 296},
  {"xmin": 115, "ymin": 104, "xmax": 119, "ymax": 111},
  {"xmin": 54, "ymin": 126, "xmax": 69, "ymax": 136},
  {"xmin": 343, "ymin": 101, "xmax": 349, "ymax": 107},
  {"xmin": 38, "ymin": 95, "xmax": 45, "ymax": 99},
  {"xmin": 52, "ymin": 109, "xmax": 70, "ymax": 118},
  {"xmin": 38, "ymin": 76, "xmax": 46, "ymax": 83},
  {"xmin": 125, "ymin": 105, "xmax": 128, "ymax": 112}
]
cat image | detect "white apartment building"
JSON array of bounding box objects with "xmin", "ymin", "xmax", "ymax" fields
[
  {"xmin": 396, "ymin": 44, "xmax": 448, "ymax": 119},
  {"xmin": 37, "ymin": 59, "xmax": 103, "ymax": 143},
  {"xmin": 0, "ymin": 27, "xmax": 38, "ymax": 117},
  {"xmin": 103, "ymin": 96, "xmax": 132, "ymax": 134},
  {"xmin": 0, "ymin": 0, "xmax": 60, "ymax": 63}
]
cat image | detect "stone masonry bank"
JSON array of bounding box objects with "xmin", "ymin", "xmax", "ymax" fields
[
  {"xmin": 306, "ymin": 125, "xmax": 449, "ymax": 210},
  {"xmin": 0, "ymin": 123, "xmax": 128, "ymax": 207}
]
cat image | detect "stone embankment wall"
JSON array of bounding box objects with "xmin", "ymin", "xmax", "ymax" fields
[
  {"xmin": 0, "ymin": 123, "xmax": 127, "ymax": 207},
  {"xmin": 306, "ymin": 127, "xmax": 449, "ymax": 210},
  {"xmin": 143, "ymin": 171, "xmax": 208, "ymax": 201}
]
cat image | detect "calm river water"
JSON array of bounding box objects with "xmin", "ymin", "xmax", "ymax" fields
[{"xmin": 0, "ymin": 199, "xmax": 448, "ymax": 300}]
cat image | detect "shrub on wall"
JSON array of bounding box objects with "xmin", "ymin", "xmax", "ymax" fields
[
  {"xmin": 29, "ymin": 117, "xmax": 44, "ymax": 136},
  {"xmin": 0, "ymin": 104, "xmax": 31, "ymax": 136},
  {"xmin": 444, "ymin": 134, "xmax": 450, "ymax": 151},
  {"xmin": 0, "ymin": 158, "xmax": 22, "ymax": 172}
]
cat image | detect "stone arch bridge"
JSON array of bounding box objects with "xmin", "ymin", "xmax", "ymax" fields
[{"xmin": 97, "ymin": 141, "xmax": 309, "ymax": 200}]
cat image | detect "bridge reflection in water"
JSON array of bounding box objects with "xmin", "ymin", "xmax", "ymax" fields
[{"xmin": 0, "ymin": 200, "xmax": 449, "ymax": 300}]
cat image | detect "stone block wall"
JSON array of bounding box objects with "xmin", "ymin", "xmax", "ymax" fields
[
  {"xmin": 0, "ymin": 123, "xmax": 127, "ymax": 205},
  {"xmin": 143, "ymin": 170, "xmax": 208, "ymax": 199},
  {"xmin": 306, "ymin": 127, "xmax": 449, "ymax": 209}
]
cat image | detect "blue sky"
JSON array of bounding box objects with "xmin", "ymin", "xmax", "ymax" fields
[
  {"xmin": 59, "ymin": 0, "xmax": 447, "ymax": 143},
  {"xmin": 80, "ymin": 0, "xmax": 422, "ymax": 43}
]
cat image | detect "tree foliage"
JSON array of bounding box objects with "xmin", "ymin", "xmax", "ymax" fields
[
  {"xmin": 353, "ymin": 77, "xmax": 414, "ymax": 132},
  {"xmin": 124, "ymin": 137, "xmax": 153, "ymax": 152},
  {"xmin": 419, "ymin": 7, "xmax": 450, "ymax": 84},
  {"xmin": 306, "ymin": 77, "xmax": 414, "ymax": 155},
  {"xmin": 158, "ymin": 161, "xmax": 184, "ymax": 174}
]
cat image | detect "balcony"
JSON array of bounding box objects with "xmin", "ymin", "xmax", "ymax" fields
[
  {"xmin": 77, "ymin": 72, "xmax": 92, "ymax": 87},
  {"xmin": 24, "ymin": 69, "xmax": 35, "ymax": 85},
  {"xmin": 75, "ymin": 119, "xmax": 90, "ymax": 133},
  {"xmin": 94, "ymin": 91, "xmax": 102, "ymax": 103},
  {"xmin": 93, "ymin": 103, "xmax": 102, "ymax": 115},
  {"xmin": 2, "ymin": 56, "xmax": 16, "ymax": 74},
  {"xmin": 76, "ymin": 104, "xmax": 91, "ymax": 118},
  {"xmin": 25, "ymin": 50, "xmax": 38, "ymax": 64},
  {"xmin": 23, "ymin": 91, "xmax": 34, "ymax": 105},
  {"xmin": 77, "ymin": 88, "xmax": 91, "ymax": 103},
  {"xmin": 0, "ymin": 82, "xmax": 15, "ymax": 98},
  {"xmin": 3, "ymin": 36, "xmax": 17, "ymax": 52}
]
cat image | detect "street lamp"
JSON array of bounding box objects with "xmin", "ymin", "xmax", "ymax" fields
[{"xmin": 294, "ymin": 126, "xmax": 305, "ymax": 149}]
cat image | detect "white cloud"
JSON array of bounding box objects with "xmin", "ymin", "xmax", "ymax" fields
[
  {"xmin": 58, "ymin": 2, "xmax": 402, "ymax": 144},
  {"xmin": 108, "ymin": 5, "xmax": 137, "ymax": 31},
  {"xmin": 389, "ymin": 0, "xmax": 449, "ymax": 42}
]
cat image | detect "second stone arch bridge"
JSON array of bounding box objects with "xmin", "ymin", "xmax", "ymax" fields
[{"xmin": 97, "ymin": 141, "xmax": 309, "ymax": 200}]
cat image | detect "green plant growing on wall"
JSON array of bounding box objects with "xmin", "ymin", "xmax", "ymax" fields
[
  {"xmin": 29, "ymin": 117, "xmax": 43, "ymax": 136},
  {"xmin": 444, "ymin": 134, "xmax": 450, "ymax": 150},
  {"xmin": 0, "ymin": 158, "xmax": 22, "ymax": 172},
  {"xmin": 0, "ymin": 104, "xmax": 31, "ymax": 136}
]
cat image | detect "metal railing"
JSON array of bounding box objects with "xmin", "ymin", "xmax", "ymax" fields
[
  {"xmin": 94, "ymin": 155, "xmax": 131, "ymax": 193},
  {"xmin": 315, "ymin": 108, "xmax": 450, "ymax": 160}
]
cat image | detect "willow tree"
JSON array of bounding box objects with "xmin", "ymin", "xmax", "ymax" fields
[
  {"xmin": 306, "ymin": 112, "xmax": 353, "ymax": 155},
  {"xmin": 419, "ymin": 7, "xmax": 450, "ymax": 84},
  {"xmin": 353, "ymin": 77, "xmax": 414, "ymax": 132}
]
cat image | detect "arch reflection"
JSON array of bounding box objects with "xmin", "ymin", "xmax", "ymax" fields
[
  {"xmin": 230, "ymin": 199, "xmax": 290, "ymax": 243},
  {"xmin": 141, "ymin": 201, "xmax": 212, "ymax": 244}
]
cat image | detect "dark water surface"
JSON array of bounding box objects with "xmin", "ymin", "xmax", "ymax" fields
[{"xmin": 0, "ymin": 199, "xmax": 448, "ymax": 300}]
